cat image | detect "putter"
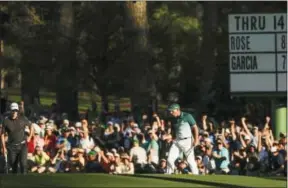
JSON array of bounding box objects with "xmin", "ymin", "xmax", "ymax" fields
[{"xmin": 4, "ymin": 152, "xmax": 8, "ymax": 174}]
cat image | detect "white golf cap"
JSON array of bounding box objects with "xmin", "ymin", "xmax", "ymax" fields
[
  {"xmin": 75, "ymin": 122, "xmax": 82, "ymax": 127},
  {"xmin": 46, "ymin": 125, "xmax": 54, "ymax": 130},
  {"xmin": 244, "ymin": 135, "xmax": 250, "ymax": 140},
  {"xmin": 69, "ymin": 127, "xmax": 76, "ymax": 131},
  {"xmin": 10, "ymin": 102, "xmax": 19, "ymax": 111},
  {"xmin": 106, "ymin": 152, "xmax": 113, "ymax": 157},
  {"xmin": 114, "ymin": 153, "xmax": 120, "ymax": 157},
  {"xmin": 271, "ymin": 146, "xmax": 277, "ymax": 153}
]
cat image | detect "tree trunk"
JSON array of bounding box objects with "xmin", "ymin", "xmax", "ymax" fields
[
  {"xmin": 124, "ymin": 1, "xmax": 153, "ymax": 110},
  {"xmin": 20, "ymin": 54, "xmax": 40, "ymax": 105},
  {"xmin": 0, "ymin": 69, "xmax": 6, "ymax": 90},
  {"xmin": 197, "ymin": 2, "xmax": 218, "ymax": 113},
  {"xmin": 55, "ymin": 2, "xmax": 79, "ymax": 121}
]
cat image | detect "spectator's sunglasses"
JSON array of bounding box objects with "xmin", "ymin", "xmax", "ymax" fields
[{"xmin": 11, "ymin": 110, "xmax": 18, "ymax": 113}]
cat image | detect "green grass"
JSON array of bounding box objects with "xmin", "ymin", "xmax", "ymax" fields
[
  {"xmin": 147, "ymin": 174, "xmax": 286, "ymax": 187},
  {"xmin": 1, "ymin": 174, "xmax": 286, "ymax": 188},
  {"xmin": 8, "ymin": 94, "xmax": 91, "ymax": 113},
  {"xmin": 4, "ymin": 88, "xmax": 96, "ymax": 113}
]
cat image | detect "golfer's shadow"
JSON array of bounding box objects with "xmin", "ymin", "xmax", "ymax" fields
[
  {"xmin": 125, "ymin": 174, "xmax": 250, "ymax": 188},
  {"xmin": 0, "ymin": 155, "xmax": 7, "ymax": 174}
]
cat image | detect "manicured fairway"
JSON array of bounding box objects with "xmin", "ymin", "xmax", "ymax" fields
[
  {"xmin": 0, "ymin": 173, "xmax": 286, "ymax": 188},
  {"xmin": 5, "ymin": 89, "xmax": 94, "ymax": 113}
]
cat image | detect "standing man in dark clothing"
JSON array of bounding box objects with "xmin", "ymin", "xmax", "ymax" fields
[{"xmin": 1, "ymin": 102, "xmax": 34, "ymax": 174}]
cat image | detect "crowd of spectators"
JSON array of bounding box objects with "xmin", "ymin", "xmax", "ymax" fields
[{"xmin": 0, "ymin": 101, "xmax": 287, "ymax": 177}]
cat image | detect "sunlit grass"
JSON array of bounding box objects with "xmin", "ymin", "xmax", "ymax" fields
[
  {"xmin": 5, "ymin": 88, "xmax": 93, "ymax": 113},
  {"xmin": 0, "ymin": 173, "xmax": 285, "ymax": 188}
]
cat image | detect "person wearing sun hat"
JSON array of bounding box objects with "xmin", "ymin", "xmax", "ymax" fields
[
  {"xmin": 130, "ymin": 139, "xmax": 147, "ymax": 167},
  {"xmin": 166, "ymin": 103, "xmax": 199, "ymax": 175},
  {"xmin": 120, "ymin": 153, "xmax": 134, "ymax": 174}
]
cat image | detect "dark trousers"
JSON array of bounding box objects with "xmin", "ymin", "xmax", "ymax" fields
[{"xmin": 7, "ymin": 143, "xmax": 28, "ymax": 174}]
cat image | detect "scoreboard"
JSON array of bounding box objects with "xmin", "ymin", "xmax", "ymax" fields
[{"xmin": 228, "ymin": 13, "xmax": 287, "ymax": 94}]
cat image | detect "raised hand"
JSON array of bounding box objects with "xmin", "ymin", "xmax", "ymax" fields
[{"xmin": 265, "ymin": 116, "xmax": 271, "ymax": 123}]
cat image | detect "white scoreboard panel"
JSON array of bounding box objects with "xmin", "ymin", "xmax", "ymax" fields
[{"xmin": 228, "ymin": 13, "xmax": 287, "ymax": 94}]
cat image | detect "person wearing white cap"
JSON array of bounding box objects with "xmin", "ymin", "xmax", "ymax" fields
[
  {"xmin": 1, "ymin": 102, "xmax": 34, "ymax": 174},
  {"xmin": 63, "ymin": 119, "xmax": 69, "ymax": 127},
  {"xmin": 58, "ymin": 119, "xmax": 70, "ymax": 135},
  {"xmin": 121, "ymin": 153, "xmax": 134, "ymax": 174}
]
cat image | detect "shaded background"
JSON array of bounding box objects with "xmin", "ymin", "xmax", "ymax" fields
[{"xmin": 0, "ymin": 1, "xmax": 286, "ymax": 122}]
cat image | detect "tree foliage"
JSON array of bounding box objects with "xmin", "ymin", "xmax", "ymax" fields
[{"xmin": 0, "ymin": 2, "xmax": 286, "ymax": 119}]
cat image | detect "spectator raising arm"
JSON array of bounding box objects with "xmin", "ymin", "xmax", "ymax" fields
[
  {"xmin": 202, "ymin": 115, "xmax": 208, "ymax": 131},
  {"xmin": 257, "ymin": 132, "xmax": 262, "ymax": 153},
  {"xmin": 221, "ymin": 128, "xmax": 228, "ymax": 148},
  {"xmin": 239, "ymin": 132, "xmax": 247, "ymax": 148},
  {"xmin": 98, "ymin": 150, "xmax": 109, "ymax": 164},
  {"xmin": 241, "ymin": 117, "xmax": 251, "ymax": 138},
  {"xmin": 262, "ymin": 116, "xmax": 271, "ymax": 137},
  {"xmin": 230, "ymin": 122, "xmax": 237, "ymax": 141},
  {"xmin": 208, "ymin": 122, "xmax": 214, "ymax": 133},
  {"xmin": 27, "ymin": 122, "xmax": 35, "ymax": 143},
  {"xmin": 153, "ymin": 113, "xmax": 162, "ymax": 130}
]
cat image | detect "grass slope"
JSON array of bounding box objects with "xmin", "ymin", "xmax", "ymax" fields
[
  {"xmin": 0, "ymin": 174, "xmax": 286, "ymax": 188},
  {"xmin": 1, "ymin": 174, "xmax": 201, "ymax": 188},
  {"xmin": 5, "ymin": 89, "xmax": 92, "ymax": 113},
  {"xmin": 144, "ymin": 174, "xmax": 286, "ymax": 187}
]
